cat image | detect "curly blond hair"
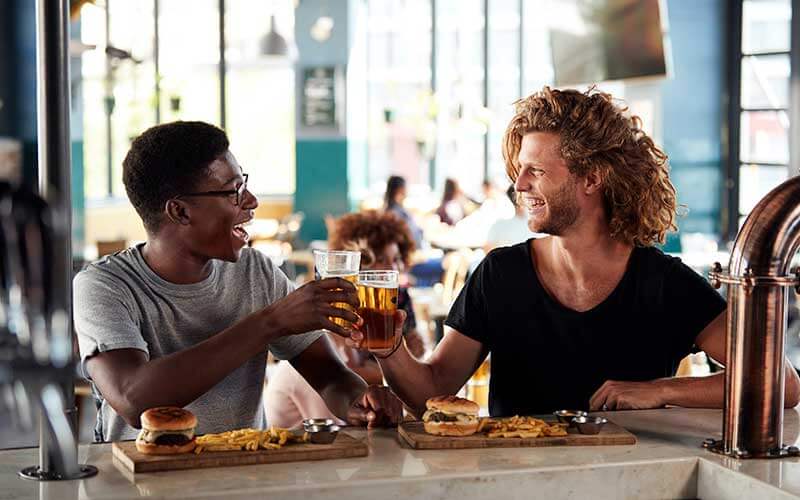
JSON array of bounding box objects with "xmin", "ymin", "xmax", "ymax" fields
[{"xmin": 502, "ymin": 86, "xmax": 677, "ymax": 246}]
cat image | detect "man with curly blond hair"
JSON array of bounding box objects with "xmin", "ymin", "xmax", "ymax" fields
[{"xmin": 366, "ymin": 86, "xmax": 800, "ymax": 417}]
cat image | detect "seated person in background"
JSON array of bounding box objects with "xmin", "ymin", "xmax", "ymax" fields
[
  {"xmin": 74, "ymin": 121, "xmax": 401, "ymax": 442},
  {"xmin": 385, "ymin": 175, "xmax": 424, "ymax": 249},
  {"xmin": 435, "ymin": 178, "xmax": 471, "ymax": 226},
  {"xmin": 265, "ymin": 210, "xmax": 425, "ymax": 428},
  {"xmin": 484, "ymin": 185, "xmax": 536, "ymax": 251},
  {"xmin": 361, "ymin": 86, "xmax": 800, "ymax": 417}
]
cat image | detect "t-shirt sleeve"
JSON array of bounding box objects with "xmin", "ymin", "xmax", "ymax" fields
[
  {"xmin": 73, "ymin": 270, "xmax": 149, "ymax": 379},
  {"xmin": 253, "ymin": 250, "xmax": 324, "ymax": 360},
  {"xmin": 444, "ymin": 255, "xmax": 490, "ymax": 345},
  {"xmin": 662, "ymin": 259, "xmax": 727, "ymax": 359}
]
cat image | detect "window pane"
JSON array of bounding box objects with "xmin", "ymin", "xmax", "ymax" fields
[
  {"xmin": 741, "ymin": 54, "xmax": 789, "ymax": 109},
  {"xmin": 107, "ymin": 0, "xmax": 157, "ymax": 198},
  {"xmin": 80, "ymin": 4, "xmax": 109, "ymax": 200},
  {"xmin": 740, "ymin": 111, "xmax": 789, "ymax": 164},
  {"xmin": 158, "ymin": 0, "xmax": 220, "ymax": 125},
  {"xmin": 435, "ymin": 0, "xmax": 486, "ymax": 195},
  {"xmin": 488, "ymin": 0, "xmax": 521, "ymax": 187},
  {"xmin": 366, "ymin": 0, "xmax": 433, "ymax": 191},
  {"xmin": 522, "ymin": 0, "xmax": 554, "ymax": 94},
  {"xmin": 225, "ymin": 1, "xmax": 295, "ymax": 195},
  {"xmin": 739, "ymin": 164, "xmax": 789, "ymax": 214},
  {"xmin": 742, "ymin": 0, "xmax": 790, "ymax": 54}
]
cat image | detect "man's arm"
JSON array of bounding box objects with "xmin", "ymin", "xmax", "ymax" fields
[
  {"xmin": 375, "ymin": 315, "xmax": 488, "ymax": 418},
  {"xmin": 590, "ymin": 311, "xmax": 800, "ymax": 410},
  {"xmin": 289, "ymin": 336, "xmax": 401, "ymax": 427},
  {"xmin": 86, "ymin": 278, "xmax": 360, "ymax": 428}
]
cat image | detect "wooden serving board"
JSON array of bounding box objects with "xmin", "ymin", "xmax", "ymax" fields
[
  {"xmin": 113, "ymin": 432, "xmax": 368, "ymax": 473},
  {"xmin": 398, "ymin": 419, "xmax": 636, "ymax": 450}
]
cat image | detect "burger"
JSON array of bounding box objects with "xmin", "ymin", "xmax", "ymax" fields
[
  {"xmin": 135, "ymin": 407, "xmax": 197, "ymax": 455},
  {"xmin": 421, "ymin": 395, "xmax": 479, "ymax": 436}
]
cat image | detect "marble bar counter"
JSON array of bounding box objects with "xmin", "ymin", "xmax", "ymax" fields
[{"xmin": 4, "ymin": 408, "xmax": 800, "ymax": 500}]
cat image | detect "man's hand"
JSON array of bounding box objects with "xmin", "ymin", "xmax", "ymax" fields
[
  {"xmin": 265, "ymin": 278, "xmax": 361, "ymax": 338},
  {"xmin": 347, "ymin": 310, "xmax": 407, "ymax": 351},
  {"xmin": 346, "ymin": 385, "xmax": 404, "ymax": 428},
  {"xmin": 589, "ymin": 380, "xmax": 667, "ymax": 411}
]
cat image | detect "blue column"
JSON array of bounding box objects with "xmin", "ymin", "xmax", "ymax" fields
[{"xmin": 294, "ymin": 0, "xmax": 363, "ymax": 243}]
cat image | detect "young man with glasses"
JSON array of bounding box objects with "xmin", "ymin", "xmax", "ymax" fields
[{"xmin": 74, "ymin": 121, "xmax": 402, "ymax": 442}]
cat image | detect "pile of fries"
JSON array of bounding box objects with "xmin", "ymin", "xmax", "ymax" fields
[
  {"xmin": 194, "ymin": 426, "xmax": 308, "ymax": 454},
  {"xmin": 476, "ymin": 415, "xmax": 568, "ymax": 439}
]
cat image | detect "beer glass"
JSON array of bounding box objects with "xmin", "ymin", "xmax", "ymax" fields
[
  {"xmin": 313, "ymin": 250, "xmax": 361, "ymax": 328},
  {"xmin": 356, "ymin": 270, "xmax": 401, "ymax": 356}
]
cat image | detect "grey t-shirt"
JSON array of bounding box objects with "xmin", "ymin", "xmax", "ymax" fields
[{"xmin": 73, "ymin": 244, "xmax": 322, "ymax": 442}]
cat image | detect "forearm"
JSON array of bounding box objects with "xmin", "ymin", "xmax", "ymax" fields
[
  {"xmin": 659, "ymin": 363, "xmax": 800, "ymax": 409},
  {"xmin": 657, "ymin": 372, "xmax": 724, "ymax": 408},
  {"xmin": 117, "ymin": 309, "xmax": 281, "ymax": 424},
  {"xmin": 317, "ymin": 369, "xmax": 368, "ymax": 420},
  {"xmin": 378, "ymin": 343, "xmax": 444, "ymax": 418}
]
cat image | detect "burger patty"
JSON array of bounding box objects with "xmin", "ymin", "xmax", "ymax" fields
[
  {"xmin": 153, "ymin": 433, "xmax": 192, "ymax": 446},
  {"xmin": 425, "ymin": 411, "xmax": 459, "ymax": 423}
]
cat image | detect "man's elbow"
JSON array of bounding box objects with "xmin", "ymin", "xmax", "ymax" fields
[{"xmin": 112, "ymin": 391, "xmax": 145, "ymax": 428}]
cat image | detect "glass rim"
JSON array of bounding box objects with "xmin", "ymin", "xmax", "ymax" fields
[
  {"xmin": 358, "ymin": 270, "xmax": 399, "ymax": 280},
  {"xmin": 312, "ymin": 249, "xmax": 362, "ymax": 257}
]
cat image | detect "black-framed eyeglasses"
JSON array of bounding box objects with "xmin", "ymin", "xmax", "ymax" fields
[{"xmin": 176, "ymin": 173, "xmax": 249, "ymax": 206}]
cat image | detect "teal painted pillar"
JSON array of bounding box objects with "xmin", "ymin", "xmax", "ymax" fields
[{"xmin": 293, "ymin": 0, "xmax": 367, "ymax": 243}]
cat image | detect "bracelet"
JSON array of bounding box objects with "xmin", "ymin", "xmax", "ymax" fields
[{"xmin": 372, "ymin": 336, "xmax": 404, "ymax": 359}]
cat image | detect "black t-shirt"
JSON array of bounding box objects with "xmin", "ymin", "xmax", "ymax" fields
[{"xmin": 445, "ymin": 240, "xmax": 727, "ymax": 416}]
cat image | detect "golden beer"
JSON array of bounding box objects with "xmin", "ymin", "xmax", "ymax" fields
[
  {"xmin": 313, "ymin": 250, "xmax": 361, "ymax": 329},
  {"xmin": 319, "ymin": 271, "xmax": 358, "ymax": 328},
  {"xmin": 356, "ymin": 271, "xmax": 400, "ymax": 354}
]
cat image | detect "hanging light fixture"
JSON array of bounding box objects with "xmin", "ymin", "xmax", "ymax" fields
[{"xmin": 260, "ymin": 14, "xmax": 289, "ymax": 57}]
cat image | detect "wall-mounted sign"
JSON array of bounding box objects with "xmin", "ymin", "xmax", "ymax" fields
[{"xmin": 302, "ymin": 66, "xmax": 338, "ymax": 128}]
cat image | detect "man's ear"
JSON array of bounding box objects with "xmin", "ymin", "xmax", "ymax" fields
[
  {"xmin": 165, "ymin": 199, "xmax": 191, "ymax": 225},
  {"xmin": 583, "ymin": 168, "xmax": 603, "ymax": 195}
]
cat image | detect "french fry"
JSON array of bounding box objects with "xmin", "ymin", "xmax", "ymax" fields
[{"xmin": 194, "ymin": 427, "xmax": 306, "ymax": 453}]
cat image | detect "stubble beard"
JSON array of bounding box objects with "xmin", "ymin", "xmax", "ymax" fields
[{"xmin": 528, "ymin": 177, "xmax": 580, "ymax": 236}]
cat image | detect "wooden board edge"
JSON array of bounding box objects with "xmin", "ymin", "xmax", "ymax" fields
[
  {"xmin": 398, "ymin": 422, "xmax": 637, "ymax": 450},
  {"xmin": 115, "ymin": 436, "xmax": 370, "ymax": 474},
  {"xmin": 111, "ymin": 442, "xmax": 137, "ymax": 473}
]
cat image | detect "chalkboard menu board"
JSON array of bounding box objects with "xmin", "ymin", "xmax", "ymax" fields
[{"xmin": 302, "ymin": 66, "xmax": 337, "ymax": 128}]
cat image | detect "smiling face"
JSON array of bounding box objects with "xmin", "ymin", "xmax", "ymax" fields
[
  {"xmin": 514, "ymin": 132, "xmax": 581, "ymax": 236},
  {"xmin": 175, "ymin": 152, "xmax": 258, "ymax": 262}
]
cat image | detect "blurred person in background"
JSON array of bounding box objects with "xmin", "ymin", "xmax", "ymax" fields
[
  {"xmin": 265, "ymin": 210, "xmax": 425, "ymax": 428},
  {"xmin": 435, "ymin": 178, "xmax": 471, "ymax": 226},
  {"xmin": 484, "ymin": 185, "xmax": 535, "ymax": 251},
  {"xmin": 385, "ymin": 175, "xmax": 424, "ymax": 248}
]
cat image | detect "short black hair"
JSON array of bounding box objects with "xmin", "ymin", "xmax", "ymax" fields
[{"xmin": 122, "ymin": 121, "xmax": 229, "ymax": 233}]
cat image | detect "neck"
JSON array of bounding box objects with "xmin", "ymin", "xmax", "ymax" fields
[
  {"xmin": 535, "ymin": 212, "xmax": 632, "ymax": 282},
  {"xmin": 141, "ymin": 234, "xmax": 214, "ymax": 285}
]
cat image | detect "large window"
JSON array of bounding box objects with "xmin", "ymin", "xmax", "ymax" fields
[
  {"xmin": 79, "ymin": 0, "xmax": 296, "ymax": 201},
  {"xmin": 364, "ymin": 0, "xmax": 663, "ymax": 201},
  {"xmin": 730, "ymin": 0, "xmax": 792, "ymax": 233}
]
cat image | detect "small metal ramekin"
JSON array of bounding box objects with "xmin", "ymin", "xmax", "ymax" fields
[
  {"xmin": 573, "ymin": 416, "xmax": 608, "ymax": 435},
  {"xmin": 553, "ymin": 410, "xmax": 589, "ymax": 427}
]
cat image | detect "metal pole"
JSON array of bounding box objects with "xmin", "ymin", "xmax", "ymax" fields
[
  {"xmin": 429, "ymin": 0, "xmax": 437, "ymax": 189},
  {"xmin": 35, "ymin": 0, "xmax": 73, "ymax": 476},
  {"xmin": 722, "ymin": 0, "xmax": 742, "ymax": 243},
  {"xmin": 219, "ymin": 0, "xmax": 226, "ymax": 129},
  {"xmin": 482, "ymin": 0, "xmax": 489, "ymax": 182},
  {"xmin": 154, "ymin": 0, "xmax": 161, "ymax": 123}
]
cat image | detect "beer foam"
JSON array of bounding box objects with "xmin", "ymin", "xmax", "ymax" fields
[{"xmin": 358, "ymin": 280, "xmax": 397, "ymax": 288}]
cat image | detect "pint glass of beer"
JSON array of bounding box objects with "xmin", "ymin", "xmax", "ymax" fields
[
  {"xmin": 356, "ymin": 270, "xmax": 401, "ymax": 356},
  {"xmin": 313, "ymin": 250, "xmax": 361, "ymax": 328}
]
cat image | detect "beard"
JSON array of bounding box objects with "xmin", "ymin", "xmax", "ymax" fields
[{"xmin": 528, "ymin": 176, "xmax": 580, "ymax": 235}]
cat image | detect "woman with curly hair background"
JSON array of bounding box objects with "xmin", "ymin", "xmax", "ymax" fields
[
  {"xmin": 265, "ymin": 211, "xmax": 425, "ymax": 428},
  {"xmin": 370, "ymin": 86, "xmax": 800, "ymax": 418}
]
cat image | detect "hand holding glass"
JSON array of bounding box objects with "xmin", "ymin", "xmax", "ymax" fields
[
  {"xmin": 356, "ymin": 270, "xmax": 402, "ymax": 357},
  {"xmin": 313, "ymin": 250, "xmax": 361, "ymax": 329}
]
